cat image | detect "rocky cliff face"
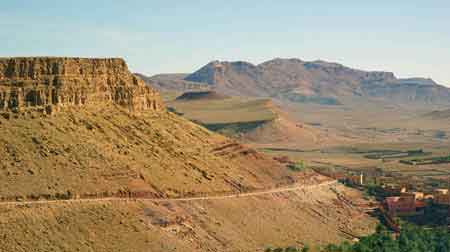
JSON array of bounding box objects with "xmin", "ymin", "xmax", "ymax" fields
[{"xmin": 0, "ymin": 57, "xmax": 164, "ymax": 114}]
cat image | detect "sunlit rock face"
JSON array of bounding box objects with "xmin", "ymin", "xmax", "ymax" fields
[{"xmin": 0, "ymin": 57, "xmax": 164, "ymax": 114}]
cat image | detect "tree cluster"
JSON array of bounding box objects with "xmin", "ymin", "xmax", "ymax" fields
[{"xmin": 324, "ymin": 224, "xmax": 450, "ymax": 252}]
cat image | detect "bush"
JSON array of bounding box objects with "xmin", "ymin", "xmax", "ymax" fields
[
  {"xmin": 288, "ymin": 161, "xmax": 306, "ymax": 172},
  {"xmin": 265, "ymin": 245, "xmax": 309, "ymax": 252}
]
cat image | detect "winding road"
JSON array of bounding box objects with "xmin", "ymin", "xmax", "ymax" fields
[{"xmin": 0, "ymin": 180, "xmax": 338, "ymax": 207}]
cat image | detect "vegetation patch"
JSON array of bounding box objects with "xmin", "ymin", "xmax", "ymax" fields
[
  {"xmin": 322, "ymin": 224, "xmax": 450, "ymax": 252},
  {"xmin": 265, "ymin": 245, "xmax": 310, "ymax": 252},
  {"xmin": 400, "ymin": 154, "xmax": 450, "ymax": 165},
  {"xmin": 280, "ymin": 93, "xmax": 342, "ymax": 105},
  {"xmin": 260, "ymin": 147, "xmax": 311, "ymax": 153},
  {"xmin": 287, "ymin": 161, "xmax": 307, "ymax": 172},
  {"xmin": 364, "ymin": 149, "xmax": 431, "ymax": 160},
  {"xmin": 263, "ymin": 223, "xmax": 450, "ymax": 252},
  {"xmin": 203, "ymin": 120, "xmax": 271, "ymax": 136},
  {"xmin": 175, "ymin": 91, "xmax": 229, "ymax": 101}
]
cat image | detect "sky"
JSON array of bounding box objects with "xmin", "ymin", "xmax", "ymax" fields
[{"xmin": 1, "ymin": 0, "xmax": 449, "ymax": 86}]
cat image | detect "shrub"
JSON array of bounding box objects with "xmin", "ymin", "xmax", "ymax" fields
[
  {"xmin": 288, "ymin": 161, "xmax": 306, "ymax": 172},
  {"xmin": 265, "ymin": 244, "xmax": 309, "ymax": 252}
]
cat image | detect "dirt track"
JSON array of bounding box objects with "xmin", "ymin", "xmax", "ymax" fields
[{"xmin": 0, "ymin": 180, "xmax": 337, "ymax": 206}]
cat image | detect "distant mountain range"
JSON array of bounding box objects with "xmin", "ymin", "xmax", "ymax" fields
[{"xmin": 138, "ymin": 58, "xmax": 450, "ymax": 106}]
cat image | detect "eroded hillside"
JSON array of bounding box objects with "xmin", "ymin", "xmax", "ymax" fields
[
  {"xmin": 0, "ymin": 57, "xmax": 295, "ymax": 200},
  {"xmin": 167, "ymin": 95, "xmax": 351, "ymax": 149},
  {"xmin": 0, "ymin": 57, "xmax": 377, "ymax": 252},
  {"xmin": 0, "ymin": 182, "xmax": 377, "ymax": 252}
]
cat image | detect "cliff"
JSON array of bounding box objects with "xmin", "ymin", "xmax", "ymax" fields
[{"xmin": 0, "ymin": 57, "xmax": 164, "ymax": 114}]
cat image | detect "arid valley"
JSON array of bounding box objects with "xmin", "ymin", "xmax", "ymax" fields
[{"xmin": 1, "ymin": 2, "xmax": 450, "ymax": 252}]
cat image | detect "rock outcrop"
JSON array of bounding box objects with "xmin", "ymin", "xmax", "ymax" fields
[{"xmin": 0, "ymin": 57, "xmax": 164, "ymax": 114}]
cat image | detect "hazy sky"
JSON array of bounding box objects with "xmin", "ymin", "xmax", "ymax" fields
[{"xmin": 1, "ymin": 0, "xmax": 449, "ymax": 86}]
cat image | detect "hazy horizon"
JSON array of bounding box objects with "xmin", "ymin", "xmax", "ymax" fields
[{"xmin": 1, "ymin": 0, "xmax": 449, "ymax": 86}]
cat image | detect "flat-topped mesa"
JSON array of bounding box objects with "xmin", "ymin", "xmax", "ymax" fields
[{"xmin": 0, "ymin": 57, "xmax": 164, "ymax": 114}]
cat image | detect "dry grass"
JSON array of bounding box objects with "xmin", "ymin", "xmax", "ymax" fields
[
  {"xmin": 0, "ymin": 201, "xmax": 194, "ymax": 252},
  {"xmin": 167, "ymin": 98, "xmax": 277, "ymax": 124},
  {"xmin": 0, "ymin": 105, "xmax": 296, "ymax": 199}
]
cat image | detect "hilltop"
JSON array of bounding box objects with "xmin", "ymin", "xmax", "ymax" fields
[{"xmin": 167, "ymin": 96, "xmax": 350, "ymax": 148}]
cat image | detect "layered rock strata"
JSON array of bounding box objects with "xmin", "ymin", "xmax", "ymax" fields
[{"xmin": 0, "ymin": 57, "xmax": 163, "ymax": 114}]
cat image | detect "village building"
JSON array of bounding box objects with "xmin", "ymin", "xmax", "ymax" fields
[
  {"xmin": 384, "ymin": 195, "xmax": 424, "ymax": 216},
  {"xmin": 346, "ymin": 173, "xmax": 364, "ymax": 186},
  {"xmin": 424, "ymin": 194, "xmax": 434, "ymax": 200},
  {"xmin": 433, "ymin": 189, "xmax": 450, "ymax": 205},
  {"xmin": 382, "ymin": 184, "xmax": 407, "ymax": 196},
  {"xmin": 401, "ymin": 191, "xmax": 425, "ymax": 201}
]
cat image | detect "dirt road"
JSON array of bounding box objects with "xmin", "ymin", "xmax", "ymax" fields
[{"xmin": 0, "ymin": 180, "xmax": 338, "ymax": 206}]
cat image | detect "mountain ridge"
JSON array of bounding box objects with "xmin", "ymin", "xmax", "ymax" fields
[{"xmin": 140, "ymin": 58, "xmax": 450, "ymax": 106}]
